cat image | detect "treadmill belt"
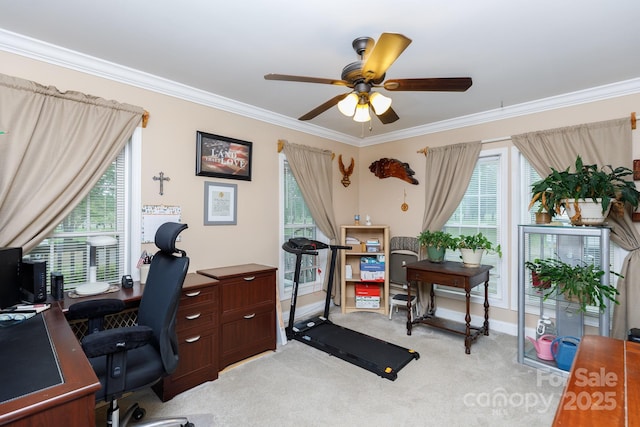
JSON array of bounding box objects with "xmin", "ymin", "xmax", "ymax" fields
[{"xmin": 296, "ymin": 322, "xmax": 419, "ymax": 380}]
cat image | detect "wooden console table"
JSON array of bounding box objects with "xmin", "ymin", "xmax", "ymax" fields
[
  {"xmin": 553, "ymin": 335, "xmax": 640, "ymax": 426},
  {"xmin": 405, "ymin": 260, "xmax": 492, "ymax": 354}
]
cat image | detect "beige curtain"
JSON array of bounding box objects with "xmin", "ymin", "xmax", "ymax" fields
[
  {"xmin": 281, "ymin": 141, "xmax": 342, "ymax": 303},
  {"xmin": 0, "ymin": 73, "xmax": 144, "ymax": 252},
  {"xmin": 512, "ymin": 117, "xmax": 638, "ymax": 339},
  {"xmin": 418, "ymin": 141, "xmax": 482, "ymax": 314}
]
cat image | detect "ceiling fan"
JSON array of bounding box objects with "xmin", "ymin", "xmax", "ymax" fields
[{"xmin": 264, "ymin": 33, "xmax": 472, "ymax": 124}]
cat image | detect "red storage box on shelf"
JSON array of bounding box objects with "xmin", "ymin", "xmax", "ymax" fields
[{"xmin": 355, "ymin": 282, "xmax": 381, "ymax": 308}]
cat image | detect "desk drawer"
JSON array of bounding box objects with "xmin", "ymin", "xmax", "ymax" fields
[
  {"xmin": 220, "ymin": 273, "xmax": 274, "ymax": 319},
  {"xmin": 180, "ymin": 285, "xmax": 217, "ymax": 308},
  {"xmin": 220, "ymin": 307, "xmax": 276, "ymax": 368},
  {"xmin": 408, "ymin": 270, "xmax": 465, "ymax": 288},
  {"xmin": 176, "ymin": 308, "xmax": 217, "ymax": 334}
]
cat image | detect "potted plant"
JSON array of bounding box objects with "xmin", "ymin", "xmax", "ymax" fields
[
  {"xmin": 524, "ymin": 257, "xmax": 621, "ymax": 312},
  {"xmin": 528, "ymin": 186, "xmax": 556, "ymax": 224},
  {"xmin": 417, "ymin": 230, "xmax": 456, "ymax": 263},
  {"xmin": 454, "ymin": 232, "xmax": 502, "ymax": 267},
  {"xmin": 529, "ymin": 155, "xmax": 640, "ymax": 225}
]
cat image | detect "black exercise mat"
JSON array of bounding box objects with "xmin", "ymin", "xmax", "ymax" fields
[{"xmin": 0, "ymin": 314, "xmax": 63, "ymax": 403}]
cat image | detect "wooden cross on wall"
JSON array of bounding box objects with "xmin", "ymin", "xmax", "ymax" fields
[{"xmin": 153, "ymin": 171, "xmax": 170, "ymax": 195}]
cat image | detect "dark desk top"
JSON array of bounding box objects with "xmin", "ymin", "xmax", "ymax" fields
[
  {"xmin": 405, "ymin": 260, "xmax": 492, "ymax": 276},
  {"xmin": 50, "ymin": 282, "xmax": 145, "ymax": 312},
  {"xmin": 0, "ymin": 307, "xmax": 100, "ymax": 425}
]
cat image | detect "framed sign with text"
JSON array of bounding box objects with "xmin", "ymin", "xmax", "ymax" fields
[{"xmin": 196, "ymin": 131, "xmax": 252, "ymax": 181}]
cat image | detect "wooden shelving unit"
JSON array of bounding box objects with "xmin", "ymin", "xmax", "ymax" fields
[{"xmin": 340, "ymin": 225, "xmax": 389, "ymax": 315}]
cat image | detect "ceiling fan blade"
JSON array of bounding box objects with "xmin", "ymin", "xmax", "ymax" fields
[
  {"xmin": 362, "ymin": 33, "xmax": 412, "ymax": 82},
  {"xmin": 264, "ymin": 73, "xmax": 349, "ymax": 86},
  {"xmin": 383, "ymin": 77, "xmax": 473, "ymax": 92},
  {"xmin": 375, "ymin": 106, "xmax": 399, "ymax": 124},
  {"xmin": 299, "ymin": 94, "xmax": 349, "ymax": 121}
]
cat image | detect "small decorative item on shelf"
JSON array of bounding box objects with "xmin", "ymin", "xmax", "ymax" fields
[
  {"xmin": 454, "ymin": 232, "xmax": 502, "ymax": 267},
  {"xmin": 354, "ymin": 214, "xmax": 360, "ymax": 225},
  {"xmin": 417, "ymin": 230, "xmax": 456, "ymax": 263},
  {"xmin": 524, "ymin": 257, "xmax": 621, "ymax": 312}
]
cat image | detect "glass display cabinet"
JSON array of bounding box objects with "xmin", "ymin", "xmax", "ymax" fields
[{"xmin": 517, "ymin": 224, "xmax": 611, "ymax": 373}]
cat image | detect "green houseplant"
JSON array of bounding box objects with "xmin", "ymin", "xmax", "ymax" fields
[
  {"xmin": 455, "ymin": 232, "xmax": 502, "ymax": 267},
  {"xmin": 529, "ymin": 155, "xmax": 640, "ymax": 225},
  {"xmin": 524, "ymin": 257, "xmax": 621, "ymax": 312},
  {"xmin": 417, "ymin": 230, "xmax": 456, "ymax": 263}
]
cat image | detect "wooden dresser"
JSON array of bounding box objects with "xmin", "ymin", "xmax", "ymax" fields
[
  {"xmin": 153, "ymin": 273, "xmax": 220, "ymax": 401},
  {"xmin": 197, "ymin": 264, "xmax": 277, "ymax": 370}
]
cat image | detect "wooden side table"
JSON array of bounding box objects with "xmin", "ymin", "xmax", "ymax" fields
[{"xmin": 406, "ymin": 260, "xmax": 492, "ymax": 354}]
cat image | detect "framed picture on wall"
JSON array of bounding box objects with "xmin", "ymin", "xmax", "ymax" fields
[
  {"xmin": 204, "ymin": 181, "xmax": 237, "ymax": 225},
  {"xmin": 196, "ymin": 131, "xmax": 252, "ymax": 181}
]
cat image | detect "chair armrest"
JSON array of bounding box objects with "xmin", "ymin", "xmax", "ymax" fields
[
  {"xmin": 67, "ymin": 298, "xmax": 126, "ymax": 320},
  {"xmin": 81, "ymin": 325, "xmax": 153, "ymax": 358}
]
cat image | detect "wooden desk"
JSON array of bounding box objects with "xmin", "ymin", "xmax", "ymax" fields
[
  {"xmin": 0, "ymin": 307, "xmax": 100, "ymax": 426},
  {"xmin": 405, "ymin": 260, "xmax": 492, "ymax": 354},
  {"xmin": 553, "ymin": 335, "xmax": 640, "ymax": 426},
  {"xmin": 54, "ymin": 282, "xmax": 144, "ymax": 312}
]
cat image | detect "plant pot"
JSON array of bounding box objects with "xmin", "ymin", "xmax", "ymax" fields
[
  {"xmin": 563, "ymin": 198, "xmax": 611, "ymax": 226},
  {"xmin": 531, "ymin": 271, "xmax": 551, "ymax": 292},
  {"xmin": 426, "ymin": 245, "xmax": 446, "ymax": 263},
  {"xmin": 535, "ymin": 212, "xmax": 552, "ymax": 224},
  {"xmin": 459, "ymin": 248, "xmax": 484, "ymax": 267}
]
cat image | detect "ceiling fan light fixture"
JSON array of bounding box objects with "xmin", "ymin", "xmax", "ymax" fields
[
  {"xmin": 353, "ymin": 103, "xmax": 371, "ymax": 122},
  {"xmin": 369, "ymin": 92, "xmax": 392, "ymax": 115},
  {"xmin": 337, "ymin": 93, "xmax": 358, "ymax": 116}
]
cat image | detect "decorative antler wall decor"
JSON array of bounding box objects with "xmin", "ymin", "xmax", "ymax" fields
[
  {"xmin": 369, "ymin": 158, "xmax": 419, "ymax": 185},
  {"xmin": 338, "ymin": 154, "xmax": 355, "ymax": 187}
]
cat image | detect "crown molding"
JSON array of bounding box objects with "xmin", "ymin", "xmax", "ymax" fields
[{"xmin": 1, "ymin": 28, "xmax": 639, "ymax": 147}]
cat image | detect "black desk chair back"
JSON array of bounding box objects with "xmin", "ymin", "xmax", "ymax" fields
[{"xmin": 70, "ymin": 222, "xmax": 192, "ymax": 427}]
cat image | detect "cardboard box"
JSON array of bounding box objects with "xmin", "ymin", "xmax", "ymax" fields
[
  {"xmin": 356, "ymin": 296, "xmax": 380, "ymax": 308},
  {"xmin": 355, "ymin": 283, "xmax": 381, "ymax": 297},
  {"xmin": 355, "ymin": 296, "xmax": 381, "ymax": 309},
  {"xmin": 360, "ymin": 256, "xmax": 385, "ymax": 281}
]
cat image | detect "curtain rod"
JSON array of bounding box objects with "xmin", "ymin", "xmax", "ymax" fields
[
  {"xmin": 417, "ymin": 136, "xmax": 511, "ymax": 156},
  {"xmin": 277, "ymin": 139, "xmax": 335, "ymax": 159}
]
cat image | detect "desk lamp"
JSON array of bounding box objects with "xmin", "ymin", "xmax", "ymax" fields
[{"xmin": 75, "ymin": 236, "xmax": 117, "ymax": 296}]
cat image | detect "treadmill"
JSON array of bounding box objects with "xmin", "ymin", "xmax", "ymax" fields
[{"xmin": 282, "ymin": 237, "xmax": 419, "ymax": 381}]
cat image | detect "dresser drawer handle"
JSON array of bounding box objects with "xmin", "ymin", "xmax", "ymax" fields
[
  {"xmin": 185, "ymin": 313, "xmax": 201, "ymax": 320},
  {"xmin": 243, "ymin": 276, "xmax": 256, "ymax": 281},
  {"xmin": 243, "ymin": 313, "xmax": 256, "ymax": 319},
  {"xmin": 185, "ymin": 335, "xmax": 201, "ymax": 343},
  {"xmin": 185, "ymin": 291, "xmax": 201, "ymax": 297}
]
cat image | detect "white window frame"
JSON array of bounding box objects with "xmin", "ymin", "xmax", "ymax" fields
[
  {"xmin": 278, "ymin": 154, "xmax": 328, "ymax": 299},
  {"xmin": 436, "ymin": 147, "xmax": 509, "ymax": 309}
]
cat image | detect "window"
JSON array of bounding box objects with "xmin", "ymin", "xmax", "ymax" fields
[
  {"xmin": 441, "ymin": 148, "xmax": 508, "ymax": 307},
  {"xmin": 279, "ymin": 157, "xmax": 326, "ymax": 298},
  {"xmin": 26, "ymin": 130, "xmax": 140, "ymax": 290},
  {"xmin": 518, "ymin": 151, "xmax": 624, "ymax": 320}
]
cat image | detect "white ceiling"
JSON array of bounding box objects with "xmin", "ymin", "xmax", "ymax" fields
[{"xmin": 1, "ymin": 0, "xmax": 640, "ymax": 145}]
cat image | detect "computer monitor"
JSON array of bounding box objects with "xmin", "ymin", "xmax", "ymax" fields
[{"xmin": 0, "ymin": 247, "xmax": 22, "ymax": 309}]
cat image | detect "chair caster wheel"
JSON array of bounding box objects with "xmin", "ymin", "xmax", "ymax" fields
[
  {"xmin": 183, "ymin": 423, "xmax": 194, "ymax": 427},
  {"xmin": 132, "ymin": 407, "xmax": 146, "ymax": 421}
]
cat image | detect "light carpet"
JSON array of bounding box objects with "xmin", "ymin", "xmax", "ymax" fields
[{"xmin": 98, "ymin": 308, "xmax": 564, "ymax": 426}]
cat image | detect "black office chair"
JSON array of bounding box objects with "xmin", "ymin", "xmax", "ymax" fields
[{"xmin": 70, "ymin": 222, "xmax": 192, "ymax": 427}]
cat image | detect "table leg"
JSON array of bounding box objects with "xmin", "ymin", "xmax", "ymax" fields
[
  {"xmin": 483, "ymin": 280, "xmax": 490, "ymax": 336},
  {"xmin": 406, "ymin": 281, "xmax": 413, "ymax": 336},
  {"xmin": 465, "ymin": 289, "xmax": 471, "ymax": 355}
]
